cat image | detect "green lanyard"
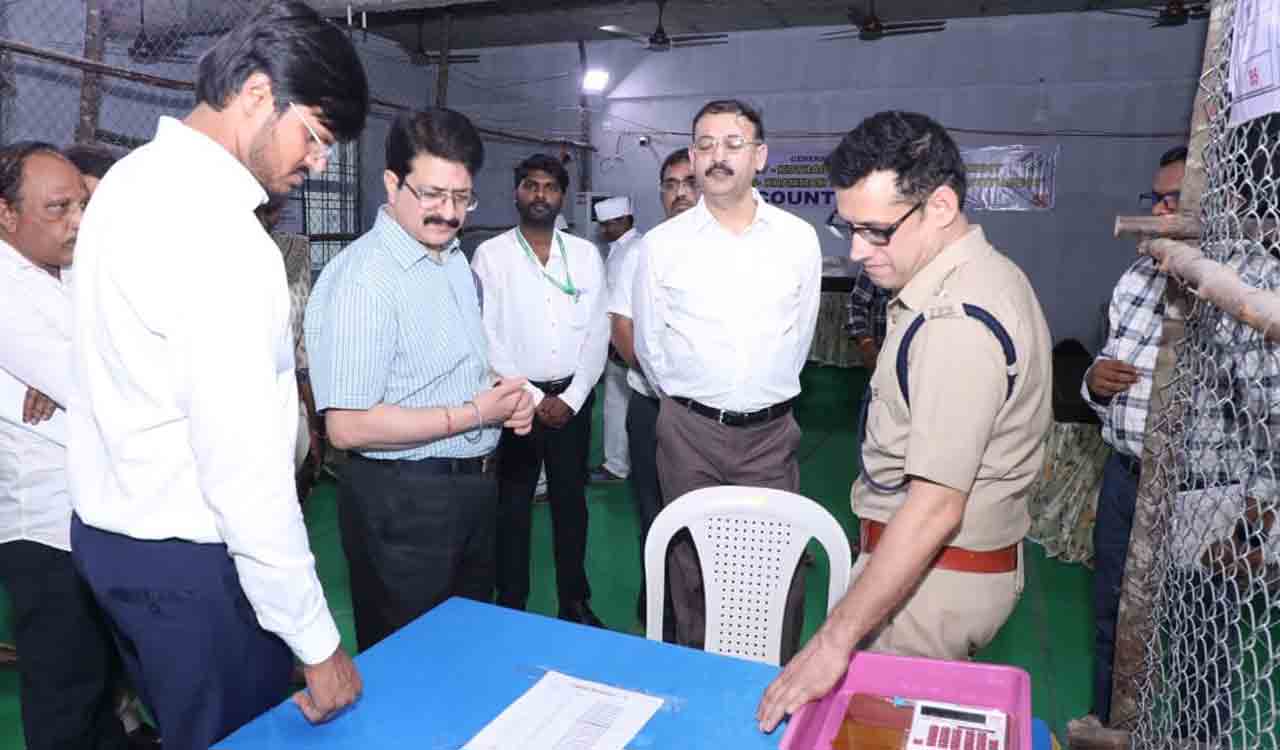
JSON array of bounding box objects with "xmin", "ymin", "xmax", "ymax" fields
[{"xmin": 516, "ymin": 228, "xmax": 579, "ymax": 302}]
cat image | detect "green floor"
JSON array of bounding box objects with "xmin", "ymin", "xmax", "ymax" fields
[{"xmin": 0, "ymin": 364, "xmax": 1094, "ymax": 748}]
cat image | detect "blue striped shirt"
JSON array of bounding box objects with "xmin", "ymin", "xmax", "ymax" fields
[{"xmin": 305, "ymin": 208, "xmax": 498, "ymax": 459}]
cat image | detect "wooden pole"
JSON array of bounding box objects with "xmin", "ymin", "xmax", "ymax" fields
[
  {"xmin": 434, "ymin": 12, "xmax": 451, "ymax": 108},
  {"xmin": 76, "ymin": 0, "xmax": 106, "ymax": 143}
]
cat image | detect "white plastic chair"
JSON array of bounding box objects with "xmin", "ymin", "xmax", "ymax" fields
[{"xmin": 643, "ymin": 485, "xmax": 854, "ymax": 666}]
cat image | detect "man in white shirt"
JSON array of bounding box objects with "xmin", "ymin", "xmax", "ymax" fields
[
  {"xmin": 0, "ymin": 142, "xmax": 132, "ymax": 750},
  {"xmin": 610, "ymin": 149, "xmax": 698, "ymax": 628},
  {"xmin": 633, "ymin": 100, "xmax": 822, "ymax": 660},
  {"xmin": 67, "ymin": 4, "xmax": 369, "ymax": 746},
  {"xmin": 472, "ymin": 154, "xmax": 610, "ymax": 627},
  {"xmin": 591, "ymin": 195, "xmax": 640, "ymax": 485}
]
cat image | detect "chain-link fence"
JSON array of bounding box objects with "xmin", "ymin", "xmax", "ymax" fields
[{"xmin": 1119, "ymin": 2, "xmax": 1280, "ymax": 748}]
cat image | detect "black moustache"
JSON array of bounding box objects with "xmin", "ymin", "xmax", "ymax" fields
[
  {"xmin": 424, "ymin": 216, "xmax": 461, "ymax": 229},
  {"xmin": 706, "ymin": 164, "xmax": 734, "ymax": 177}
]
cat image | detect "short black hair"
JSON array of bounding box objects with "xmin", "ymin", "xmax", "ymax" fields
[
  {"xmin": 692, "ymin": 99, "xmax": 765, "ymax": 141},
  {"xmin": 659, "ymin": 147, "xmax": 691, "ymax": 182},
  {"xmin": 386, "ymin": 108, "xmax": 485, "ymax": 181},
  {"xmin": 1160, "ymin": 145, "xmax": 1188, "ymax": 167},
  {"xmin": 0, "ymin": 141, "xmax": 66, "ymax": 207},
  {"xmin": 514, "ymin": 154, "xmax": 569, "ymax": 192},
  {"xmin": 195, "ymin": 0, "xmax": 369, "ymax": 143},
  {"xmin": 64, "ymin": 144, "xmax": 120, "ymax": 179},
  {"xmin": 826, "ymin": 110, "xmax": 968, "ymax": 209}
]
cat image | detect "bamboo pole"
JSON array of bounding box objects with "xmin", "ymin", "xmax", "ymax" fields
[
  {"xmin": 1142, "ymin": 237, "xmax": 1280, "ymax": 341},
  {"xmin": 75, "ymin": 0, "xmax": 105, "ymax": 144}
]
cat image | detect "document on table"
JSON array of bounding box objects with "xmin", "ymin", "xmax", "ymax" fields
[
  {"xmin": 463, "ymin": 670, "xmax": 664, "ymax": 750},
  {"xmin": 0, "ymin": 368, "xmax": 65, "ymax": 445}
]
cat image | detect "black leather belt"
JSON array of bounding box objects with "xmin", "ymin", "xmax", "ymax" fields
[
  {"xmin": 351, "ymin": 452, "xmax": 495, "ymax": 475},
  {"xmin": 1116, "ymin": 452, "xmax": 1141, "ymax": 476},
  {"xmin": 671, "ymin": 396, "xmax": 796, "ymax": 428},
  {"xmin": 531, "ymin": 376, "xmax": 574, "ymax": 397}
]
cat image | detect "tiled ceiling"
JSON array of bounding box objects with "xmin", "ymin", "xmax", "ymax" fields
[{"xmin": 309, "ymin": 1, "xmax": 1189, "ymax": 53}]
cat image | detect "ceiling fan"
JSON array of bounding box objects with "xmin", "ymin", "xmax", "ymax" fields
[
  {"xmin": 820, "ymin": 1, "xmax": 946, "ymax": 42},
  {"xmin": 1102, "ymin": 1, "xmax": 1209, "ymax": 27},
  {"xmin": 599, "ymin": 0, "xmax": 729, "ymax": 52}
]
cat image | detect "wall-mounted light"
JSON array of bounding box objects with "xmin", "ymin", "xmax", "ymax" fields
[{"xmin": 582, "ymin": 69, "xmax": 610, "ymax": 93}]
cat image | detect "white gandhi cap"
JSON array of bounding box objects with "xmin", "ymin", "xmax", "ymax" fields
[{"xmin": 594, "ymin": 196, "xmax": 633, "ymax": 222}]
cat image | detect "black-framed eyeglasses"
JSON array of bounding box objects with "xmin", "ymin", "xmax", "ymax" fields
[
  {"xmin": 826, "ymin": 201, "xmax": 924, "ymax": 246},
  {"xmin": 1139, "ymin": 190, "xmax": 1180, "ymax": 210},
  {"xmin": 402, "ymin": 182, "xmax": 479, "ymax": 213}
]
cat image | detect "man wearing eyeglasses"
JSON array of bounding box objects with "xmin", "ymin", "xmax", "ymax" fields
[
  {"xmin": 610, "ymin": 147, "xmax": 698, "ymax": 628},
  {"xmin": 66, "ymin": 3, "xmax": 371, "ymax": 745},
  {"xmin": 632, "ymin": 100, "xmax": 822, "ymax": 661},
  {"xmin": 757, "ymin": 111, "xmax": 1052, "ymax": 733},
  {"xmin": 306, "ymin": 110, "xmax": 534, "ymax": 653},
  {"xmin": 1079, "ymin": 144, "xmax": 1185, "ymax": 727},
  {"xmin": 471, "ymin": 154, "xmax": 609, "ymax": 626}
]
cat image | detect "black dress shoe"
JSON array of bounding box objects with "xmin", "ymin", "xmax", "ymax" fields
[{"xmin": 558, "ymin": 601, "xmax": 606, "ymax": 628}]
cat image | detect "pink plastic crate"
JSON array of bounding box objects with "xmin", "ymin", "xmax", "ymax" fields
[{"xmin": 779, "ymin": 652, "xmax": 1032, "ymax": 750}]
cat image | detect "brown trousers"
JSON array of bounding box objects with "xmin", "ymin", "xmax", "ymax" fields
[{"xmin": 654, "ymin": 397, "xmax": 807, "ymax": 662}]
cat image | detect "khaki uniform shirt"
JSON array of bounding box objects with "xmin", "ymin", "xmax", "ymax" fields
[{"xmin": 853, "ymin": 226, "xmax": 1052, "ymax": 550}]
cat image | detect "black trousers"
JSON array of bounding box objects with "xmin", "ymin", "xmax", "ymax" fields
[
  {"xmin": 70, "ymin": 516, "xmax": 293, "ymax": 750},
  {"xmin": 339, "ymin": 454, "xmax": 498, "ymax": 652},
  {"xmin": 626, "ymin": 392, "xmax": 663, "ymax": 583},
  {"xmin": 0, "ymin": 539, "xmax": 128, "ymax": 750},
  {"xmin": 496, "ymin": 390, "xmax": 595, "ymax": 610}
]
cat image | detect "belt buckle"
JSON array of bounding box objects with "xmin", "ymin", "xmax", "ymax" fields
[{"xmin": 716, "ymin": 408, "xmax": 730, "ymax": 425}]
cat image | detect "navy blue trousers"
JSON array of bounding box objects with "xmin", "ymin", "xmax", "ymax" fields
[
  {"xmin": 1092, "ymin": 450, "xmax": 1139, "ymax": 724},
  {"xmin": 70, "ymin": 515, "xmax": 294, "ymax": 750}
]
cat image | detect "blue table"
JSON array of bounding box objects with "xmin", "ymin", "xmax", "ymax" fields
[
  {"xmin": 220, "ymin": 597, "xmax": 1056, "ymax": 749},
  {"xmin": 219, "ymin": 597, "xmax": 784, "ymax": 748}
]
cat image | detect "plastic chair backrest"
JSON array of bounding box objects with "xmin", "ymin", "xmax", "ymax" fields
[{"xmin": 643, "ymin": 485, "xmax": 853, "ymax": 665}]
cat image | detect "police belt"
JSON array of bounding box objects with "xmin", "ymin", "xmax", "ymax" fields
[{"xmin": 860, "ymin": 519, "xmax": 1019, "ymax": 574}]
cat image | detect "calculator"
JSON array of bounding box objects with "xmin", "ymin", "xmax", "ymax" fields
[{"xmin": 905, "ymin": 699, "xmax": 1007, "ymax": 750}]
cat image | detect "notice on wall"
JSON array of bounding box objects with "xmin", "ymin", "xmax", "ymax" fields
[
  {"xmin": 960, "ymin": 145, "xmax": 1059, "ymax": 212},
  {"xmin": 1230, "ymin": 0, "xmax": 1280, "ymax": 128}
]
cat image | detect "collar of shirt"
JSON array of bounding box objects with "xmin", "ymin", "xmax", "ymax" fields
[
  {"xmin": 374, "ymin": 205, "xmax": 460, "ymax": 269},
  {"xmin": 895, "ymin": 225, "xmax": 992, "ymax": 312},
  {"xmin": 687, "ymin": 189, "xmax": 777, "ymax": 235},
  {"xmin": 610, "ymin": 227, "xmax": 640, "ymax": 252},
  {"xmin": 0, "ymin": 235, "xmax": 68, "ymax": 286},
  {"xmin": 155, "ymin": 116, "xmax": 266, "ymax": 214}
]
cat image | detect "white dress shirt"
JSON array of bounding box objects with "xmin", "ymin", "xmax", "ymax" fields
[
  {"xmin": 68, "ymin": 117, "xmax": 339, "ymax": 665},
  {"xmin": 471, "ymin": 227, "xmax": 610, "ymax": 414},
  {"xmin": 633, "ymin": 193, "xmax": 822, "ymax": 412},
  {"xmin": 607, "ymin": 233, "xmax": 656, "ymax": 399},
  {"xmin": 0, "ymin": 239, "xmax": 74, "ymax": 551}
]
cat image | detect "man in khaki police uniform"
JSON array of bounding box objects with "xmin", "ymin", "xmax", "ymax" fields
[{"xmin": 757, "ymin": 110, "xmax": 1052, "ymax": 733}]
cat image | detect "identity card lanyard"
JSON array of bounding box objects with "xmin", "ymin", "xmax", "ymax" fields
[{"xmin": 516, "ymin": 229, "xmax": 580, "ymax": 303}]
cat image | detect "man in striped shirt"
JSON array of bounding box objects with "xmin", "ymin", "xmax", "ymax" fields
[
  {"xmin": 306, "ymin": 109, "xmax": 534, "ymax": 651},
  {"xmin": 1081, "ymin": 145, "xmax": 1184, "ymax": 726}
]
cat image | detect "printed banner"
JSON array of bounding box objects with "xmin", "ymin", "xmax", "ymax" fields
[
  {"xmin": 960, "ymin": 145, "xmax": 1059, "ymax": 212},
  {"xmin": 757, "ymin": 142, "xmax": 1058, "ymax": 232}
]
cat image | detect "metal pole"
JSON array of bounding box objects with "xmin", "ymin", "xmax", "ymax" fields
[
  {"xmin": 576, "ymin": 39, "xmax": 592, "ymax": 193},
  {"xmin": 76, "ymin": 0, "xmax": 105, "ymax": 144},
  {"xmin": 435, "ymin": 12, "xmax": 452, "ymax": 107}
]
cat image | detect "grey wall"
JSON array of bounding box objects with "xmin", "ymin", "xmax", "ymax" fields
[
  {"xmin": 0, "ymin": 5, "xmax": 1206, "ymax": 349},
  {"xmin": 435, "ymin": 11, "xmax": 1206, "ymax": 350}
]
